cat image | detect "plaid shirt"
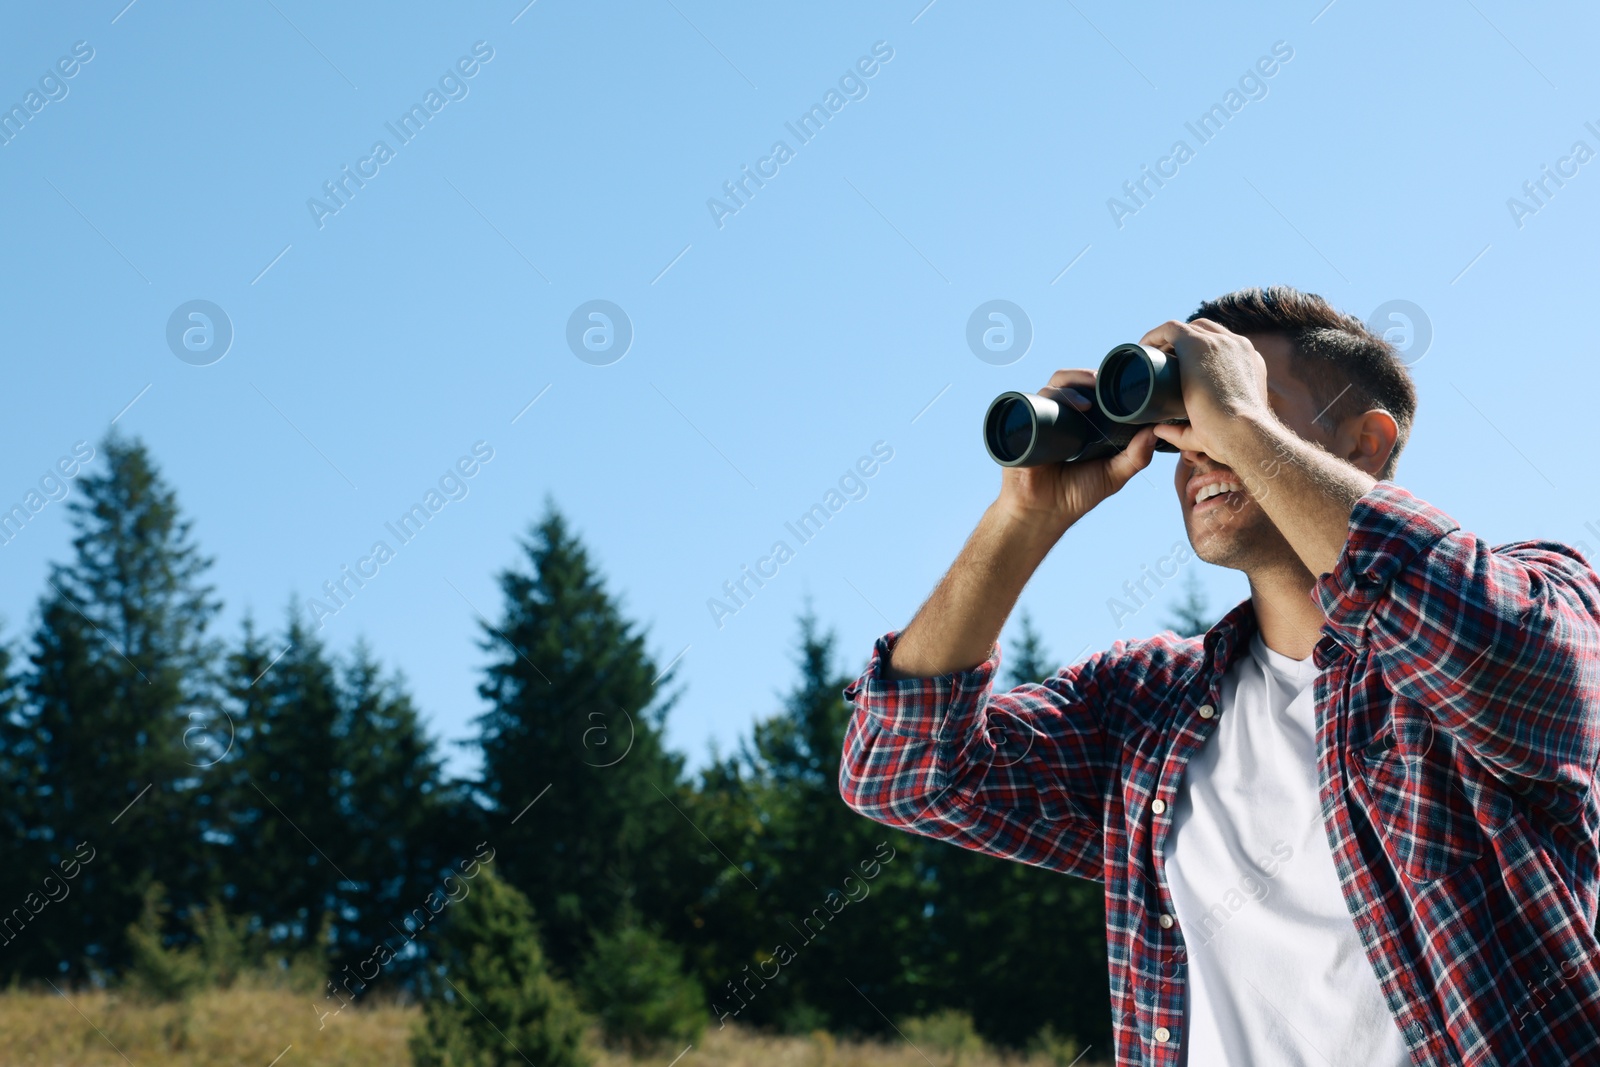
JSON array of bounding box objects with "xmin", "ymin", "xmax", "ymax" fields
[{"xmin": 840, "ymin": 482, "xmax": 1600, "ymax": 1065}]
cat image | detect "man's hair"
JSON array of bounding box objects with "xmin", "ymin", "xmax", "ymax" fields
[{"xmin": 1188, "ymin": 286, "xmax": 1417, "ymax": 480}]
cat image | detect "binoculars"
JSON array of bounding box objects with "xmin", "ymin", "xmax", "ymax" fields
[{"xmin": 984, "ymin": 343, "xmax": 1187, "ymax": 466}]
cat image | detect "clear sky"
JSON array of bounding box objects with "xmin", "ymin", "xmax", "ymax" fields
[{"xmin": 3, "ymin": 0, "xmax": 1597, "ymax": 780}]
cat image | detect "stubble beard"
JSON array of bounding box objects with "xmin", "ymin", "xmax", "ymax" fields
[{"xmin": 1185, "ymin": 493, "xmax": 1293, "ymax": 573}]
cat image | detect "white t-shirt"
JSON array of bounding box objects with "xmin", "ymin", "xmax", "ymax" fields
[{"xmin": 1163, "ymin": 631, "xmax": 1411, "ymax": 1066}]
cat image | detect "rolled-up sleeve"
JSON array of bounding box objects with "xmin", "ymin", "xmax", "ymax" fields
[
  {"xmin": 1314, "ymin": 481, "xmax": 1600, "ymax": 799},
  {"xmin": 839, "ymin": 629, "xmax": 1114, "ymax": 881}
]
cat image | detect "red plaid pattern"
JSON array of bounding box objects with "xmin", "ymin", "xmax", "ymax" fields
[{"xmin": 840, "ymin": 481, "xmax": 1600, "ymax": 1065}]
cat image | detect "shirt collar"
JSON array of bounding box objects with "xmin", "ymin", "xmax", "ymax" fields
[{"xmin": 1201, "ymin": 596, "xmax": 1261, "ymax": 686}]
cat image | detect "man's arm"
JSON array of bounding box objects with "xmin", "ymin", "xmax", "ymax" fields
[
  {"xmin": 1317, "ymin": 483, "xmax": 1600, "ymax": 808},
  {"xmin": 887, "ymin": 370, "xmax": 1161, "ymax": 680},
  {"xmin": 840, "ymin": 628, "xmax": 1118, "ymax": 880},
  {"xmin": 840, "ymin": 369, "xmax": 1162, "ymax": 875},
  {"xmin": 1199, "ymin": 409, "xmax": 1373, "ymax": 578},
  {"xmin": 883, "ymin": 501, "xmax": 1070, "ymax": 679}
]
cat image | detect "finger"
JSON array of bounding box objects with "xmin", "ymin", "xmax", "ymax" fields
[
  {"xmin": 1106, "ymin": 425, "xmax": 1158, "ymax": 486},
  {"xmin": 1040, "ymin": 386, "xmax": 1093, "ymax": 412},
  {"xmin": 1151, "ymin": 421, "xmax": 1203, "ymax": 452},
  {"xmin": 1139, "ymin": 319, "xmax": 1197, "ymax": 351},
  {"xmin": 1043, "ymin": 368, "xmax": 1096, "ymax": 390},
  {"xmin": 1041, "ymin": 369, "xmax": 1097, "ymax": 410}
]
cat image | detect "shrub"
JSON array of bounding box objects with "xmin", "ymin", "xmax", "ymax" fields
[
  {"xmin": 898, "ymin": 1008, "xmax": 987, "ymax": 1065},
  {"xmin": 1028, "ymin": 1022, "xmax": 1085, "ymax": 1066},
  {"xmin": 576, "ymin": 915, "xmax": 706, "ymax": 1054},
  {"xmin": 410, "ymin": 869, "xmax": 590, "ymax": 1067},
  {"xmin": 124, "ymin": 884, "xmax": 206, "ymax": 1002},
  {"xmin": 123, "ymin": 883, "xmax": 326, "ymax": 1001}
]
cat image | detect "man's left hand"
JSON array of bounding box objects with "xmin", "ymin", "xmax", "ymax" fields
[{"xmin": 1138, "ymin": 318, "xmax": 1275, "ymax": 464}]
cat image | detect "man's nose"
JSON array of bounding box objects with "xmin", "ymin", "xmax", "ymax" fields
[{"xmin": 1180, "ymin": 447, "xmax": 1211, "ymax": 467}]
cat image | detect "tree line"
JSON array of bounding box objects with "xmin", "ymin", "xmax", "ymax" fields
[{"xmin": 0, "ymin": 433, "xmax": 1215, "ymax": 1057}]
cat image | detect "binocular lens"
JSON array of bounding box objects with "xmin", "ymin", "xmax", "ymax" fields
[
  {"xmin": 1099, "ymin": 347, "xmax": 1152, "ymax": 420},
  {"xmin": 990, "ymin": 396, "xmax": 1034, "ymax": 462},
  {"xmin": 982, "ymin": 342, "xmax": 1185, "ymax": 468}
]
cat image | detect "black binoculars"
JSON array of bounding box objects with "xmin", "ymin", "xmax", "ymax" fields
[{"xmin": 984, "ymin": 343, "xmax": 1187, "ymax": 466}]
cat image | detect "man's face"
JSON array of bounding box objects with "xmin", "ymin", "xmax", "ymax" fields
[{"xmin": 1172, "ymin": 332, "xmax": 1335, "ymax": 571}]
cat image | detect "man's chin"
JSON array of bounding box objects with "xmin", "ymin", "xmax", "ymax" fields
[{"xmin": 1185, "ymin": 499, "xmax": 1266, "ymax": 565}]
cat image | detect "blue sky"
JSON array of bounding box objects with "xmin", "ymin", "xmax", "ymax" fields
[{"xmin": 3, "ymin": 0, "xmax": 1598, "ymax": 780}]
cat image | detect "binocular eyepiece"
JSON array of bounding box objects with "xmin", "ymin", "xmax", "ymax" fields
[{"xmin": 984, "ymin": 343, "xmax": 1187, "ymax": 466}]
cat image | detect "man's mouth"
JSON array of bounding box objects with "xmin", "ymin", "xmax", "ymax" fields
[{"xmin": 1193, "ymin": 479, "xmax": 1245, "ymax": 512}]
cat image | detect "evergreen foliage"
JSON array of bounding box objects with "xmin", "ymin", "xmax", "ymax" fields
[
  {"xmin": 1004, "ymin": 610, "xmax": 1055, "ymax": 687},
  {"xmin": 576, "ymin": 913, "xmax": 706, "ymax": 1053},
  {"xmin": 410, "ymin": 870, "xmax": 590, "ymax": 1067},
  {"xmin": 0, "ymin": 437, "xmax": 1116, "ymax": 1054},
  {"xmin": 1163, "ymin": 570, "xmax": 1218, "ymax": 638},
  {"xmin": 471, "ymin": 504, "xmax": 694, "ymax": 976}
]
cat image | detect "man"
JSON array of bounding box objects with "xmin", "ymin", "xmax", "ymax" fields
[{"xmin": 838, "ymin": 286, "xmax": 1600, "ymax": 1065}]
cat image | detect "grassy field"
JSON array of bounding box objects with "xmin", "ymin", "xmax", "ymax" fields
[{"xmin": 0, "ymin": 984, "xmax": 1109, "ymax": 1066}]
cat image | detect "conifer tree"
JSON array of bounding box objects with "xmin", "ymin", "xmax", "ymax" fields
[
  {"xmin": 0, "ymin": 627, "xmax": 41, "ymax": 979},
  {"xmin": 411, "ymin": 868, "xmax": 590, "ymax": 1067},
  {"xmin": 472, "ymin": 504, "xmax": 693, "ymax": 977},
  {"xmin": 13, "ymin": 433, "xmax": 221, "ymax": 979},
  {"xmin": 1163, "ymin": 570, "xmax": 1216, "ymax": 638},
  {"xmin": 577, "ymin": 910, "xmax": 706, "ymax": 1053},
  {"xmin": 333, "ymin": 640, "xmax": 464, "ymax": 979},
  {"xmin": 221, "ymin": 612, "xmax": 346, "ymax": 957},
  {"xmin": 220, "ymin": 616, "xmax": 461, "ymax": 986},
  {"xmin": 1004, "ymin": 610, "xmax": 1054, "ymax": 688}
]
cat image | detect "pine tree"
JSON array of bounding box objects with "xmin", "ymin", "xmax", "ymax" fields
[
  {"xmin": 472, "ymin": 504, "xmax": 693, "ymax": 977},
  {"xmin": 0, "ymin": 626, "xmax": 40, "ymax": 980},
  {"xmin": 1004, "ymin": 610, "xmax": 1054, "ymax": 688},
  {"xmin": 410, "ymin": 868, "xmax": 591, "ymax": 1067},
  {"xmin": 1163, "ymin": 570, "xmax": 1216, "ymax": 638},
  {"xmin": 12, "ymin": 433, "xmax": 222, "ymax": 979},
  {"xmin": 221, "ymin": 612, "xmax": 347, "ymax": 957},
  {"xmin": 219, "ymin": 616, "xmax": 463, "ymax": 989},
  {"xmin": 333, "ymin": 640, "xmax": 465, "ymax": 981},
  {"xmin": 577, "ymin": 910, "xmax": 706, "ymax": 1053}
]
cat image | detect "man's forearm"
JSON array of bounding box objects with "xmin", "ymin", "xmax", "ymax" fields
[
  {"xmin": 884, "ymin": 503, "xmax": 1070, "ymax": 680},
  {"xmin": 1223, "ymin": 411, "xmax": 1375, "ymax": 577}
]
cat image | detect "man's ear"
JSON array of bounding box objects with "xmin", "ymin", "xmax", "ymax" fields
[{"xmin": 1339, "ymin": 409, "xmax": 1399, "ymax": 477}]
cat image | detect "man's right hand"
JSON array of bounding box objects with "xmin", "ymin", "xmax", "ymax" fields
[
  {"xmin": 881, "ymin": 369, "xmax": 1160, "ymax": 681},
  {"xmin": 996, "ymin": 368, "xmax": 1162, "ymax": 534}
]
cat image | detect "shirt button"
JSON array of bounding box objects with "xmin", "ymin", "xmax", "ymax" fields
[
  {"xmin": 1154, "ymin": 1026, "xmax": 1172, "ymax": 1043},
  {"xmin": 1151, "ymin": 799, "xmax": 1166, "ymax": 815},
  {"xmin": 1198, "ymin": 704, "xmax": 1215, "ymax": 719},
  {"xmin": 1159, "ymin": 913, "xmax": 1174, "ymax": 929}
]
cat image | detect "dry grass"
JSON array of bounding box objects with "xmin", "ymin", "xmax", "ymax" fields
[
  {"xmin": 0, "ymin": 986, "xmax": 1110, "ymax": 1067},
  {"xmin": 593, "ymin": 1025, "xmax": 1112, "ymax": 1067},
  {"xmin": 0, "ymin": 982, "xmax": 411, "ymax": 1066}
]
